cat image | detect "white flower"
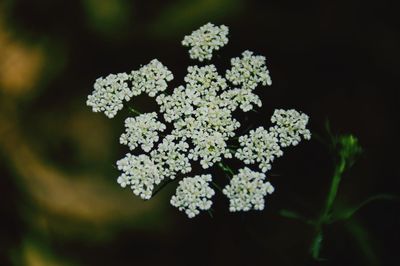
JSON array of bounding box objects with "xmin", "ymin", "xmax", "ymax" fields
[
  {"xmin": 170, "ymin": 174, "xmax": 215, "ymax": 218},
  {"xmin": 119, "ymin": 112, "xmax": 166, "ymax": 152},
  {"xmin": 131, "ymin": 59, "xmax": 174, "ymax": 97},
  {"xmin": 223, "ymin": 167, "xmax": 274, "ymax": 212},
  {"xmin": 157, "ymin": 65, "xmax": 240, "ymax": 169},
  {"xmin": 172, "ymin": 108, "xmax": 239, "ymax": 170},
  {"xmin": 225, "ymin": 50, "xmax": 272, "ymax": 90},
  {"xmin": 182, "ymin": 23, "xmax": 229, "ymax": 61},
  {"xmin": 270, "ymin": 109, "xmax": 311, "ymax": 147},
  {"xmin": 220, "ymin": 87, "xmax": 262, "ymax": 112},
  {"xmin": 116, "ymin": 153, "xmax": 161, "ymax": 200},
  {"xmin": 189, "ymin": 131, "xmax": 232, "ymax": 169},
  {"xmin": 194, "ymin": 105, "xmax": 240, "ymax": 137},
  {"xmin": 184, "ymin": 65, "xmax": 227, "ymax": 94},
  {"xmin": 156, "ymin": 65, "xmax": 227, "ymax": 123},
  {"xmin": 150, "ymin": 135, "xmax": 191, "ymax": 180},
  {"xmin": 235, "ymin": 127, "xmax": 283, "ymax": 172},
  {"xmin": 86, "ymin": 72, "xmax": 131, "ymax": 118},
  {"xmin": 172, "ymin": 107, "xmax": 240, "ymax": 141},
  {"xmin": 156, "ymin": 85, "xmax": 195, "ymax": 122}
]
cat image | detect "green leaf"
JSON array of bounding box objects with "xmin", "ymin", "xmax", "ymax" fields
[
  {"xmin": 331, "ymin": 194, "xmax": 400, "ymax": 222},
  {"xmin": 279, "ymin": 209, "xmax": 314, "ymax": 225}
]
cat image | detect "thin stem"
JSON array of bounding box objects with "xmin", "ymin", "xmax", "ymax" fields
[
  {"xmin": 152, "ymin": 179, "xmax": 174, "ymax": 198},
  {"xmin": 218, "ymin": 162, "xmax": 235, "ymax": 178},
  {"xmin": 279, "ymin": 209, "xmax": 314, "ymax": 225},
  {"xmin": 310, "ymin": 157, "xmax": 346, "ymax": 259},
  {"xmin": 128, "ymin": 106, "xmax": 142, "ymax": 116},
  {"xmin": 228, "ymin": 148, "xmax": 237, "ymax": 154},
  {"xmin": 211, "ymin": 181, "xmax": 223, "ymax": 192},
  {"xmin": 323, "ymin": 157, "xmax": 346, "ymax": 219}
]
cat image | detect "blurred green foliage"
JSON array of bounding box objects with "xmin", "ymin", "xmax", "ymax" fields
[
  {"xmin": 149, "ymin": 0, "xmax": 242, "ymax": 38},
  {"xmin": 82, "ymin": 0, "xmax": 132, "ymax": 38}
]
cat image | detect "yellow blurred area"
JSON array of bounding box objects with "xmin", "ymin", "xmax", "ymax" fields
[
  {"xmin": 0, "ymin": 101, "xmax": 166, "ymax": 232},
  {"xmin": 0, "ymin": 18, "xmax": 45, "ymax": 97},
  {"xmin": 17, "ymin": 238, "xmax": 74, "ymax": 266},
  {"xmin": 0, "ymin": 1, "xmax": 241, "ymax": 262},
  {"xmin": 0, "ymin": 6, "xmax": 168, "ymax": 260}
]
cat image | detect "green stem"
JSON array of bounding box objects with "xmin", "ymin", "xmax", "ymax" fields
[
  {"xmin": 279, "ymin": 209, "xmax": 314, "ymax": 225},
  {"xmin": 323, "ymin": 158, "xmax": 346, "ymax": 219},
  {"xmin": 128, "ymin": 107, "xmax": 142, "ymax": 116},
  {"xmin": 152, "ymin": 179, "xmax": 174, "ymax": 198},
  {"xmin": 310, "ymin": 157, "xmax": 346, "ymax": 259},
  {"xmin": 218, "ymin": 162, "xmax": 235, "ymax": 178},
  {"xmin": 211, "ymin": 181, "xmax": 223, "ymax": 192}
]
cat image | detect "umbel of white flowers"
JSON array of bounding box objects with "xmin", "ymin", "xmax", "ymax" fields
[{"xmin": 86, "ymin": 23, "xmax": 311, "ymax": 218}]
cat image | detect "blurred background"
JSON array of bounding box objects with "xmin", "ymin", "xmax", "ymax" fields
[{"xmin": 0, "ymin": 0, "xmax": 399, "ymax": 265}]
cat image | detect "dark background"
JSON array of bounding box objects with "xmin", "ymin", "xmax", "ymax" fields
[{"xmin": 0, "ymin": 0, "xmax": 399, "ymax": 265}]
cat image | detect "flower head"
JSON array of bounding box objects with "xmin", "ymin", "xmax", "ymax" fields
[
  {"xmin": 87, "ymin": 23, "xmax": 312, "ymax": 218},
  {"xmin": 170, "ymin": 174, "xmax": 215, "ymax": 218},
  {"xmin": 226, "ymin": 50, "xmax": 272, "ymax": 89},
  {"xmin": 189, "ymin": 131, "xmax": 232, "ymax": 169},
  {"xmin": 182, "ymin": 23, "xmax": 229, "ymax": 61},
  {"xmin": 86, "ymin": 72, "xmax": 131, "ymax": 118},
  {"xmin": 220, "ymin": 87, "xmax": 262, "ymax": 112},
  {"xmin": 131, "ymin": 59, "xmax": 174, "ymax": 97},
  {"xmin": 150, "ymin": 135, "xmax": 191, "ymax": 180},
  {"xmin": 270, "ymin": 109, "xmax": 311, "ymax": 147},
  {"xmin": 184, "ymin": 65, "xmax": 227, "ymax": 94},
  {"xmin": 116, "ymin": 153, "xmax": 161, "ymax": 200},
  {"xmin": 156, "ymin": 65, "xmax": 227, "ymax": 123},
  {"xmin": 235, "ymin": 127, "xmax": 283, "ymax": 172},
  {"xmin": 119, "ymin": 112, "xmax": 166, "ymax": 152},
  {"xmin": 223, "ymin": 167, "xmax": 274, "ymax": 212}
]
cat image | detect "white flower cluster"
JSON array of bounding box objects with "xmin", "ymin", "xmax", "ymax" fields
[
  {"xmin": 226, "ymin": 50, "xmax": 272, "ymax": 89},
  {"xmin": 117, "ymin": 135, "xmax": 191, "ymax": 199},
  {"xmin": 235, "ymin": 127, "xmax": 283, "ymax": 173},
  {"xmin": 170, "ymin": 174, "xmax": 215, "ymax": 218},
  {"xmin": 150, "ymin": 135, "xmax": 191, "ymax": 180},
  {"xmin": 87, "ymin": 23, "xmax": 311, "ymax": 218},
  {"xmin": 156, "ymin": 65, "xmax": 227, "ymax": 123},
  {"xmin": 116, "ymin": 154, "xmax": 160, "ymax": 200},
  {"xmin": 119, "ymin": 112, "xmax": 166, "ymax": 152},
  {"xmin": 131, "ymin": 59, "xmax": 174, "ymax": 97},
  {"xmin": 270, "ymin": 109, "xmax": 311, "ymax": 147},
  {"xmin": 182, "ymin": 23, "xmax": 229, "ymax": 61},
  {"xmin": 223, "ymin": 167, "xmax": 274, "ymax": 212},
  {"xmin": 157, "ymin": 64, "xmax": 240, "ymax": 170},
  {"xmin": 86, "ymin": 72, "xmax": 131, "ymax": 118},
  {"xmin": 221, "ymin": 50, "xmax": 272, "ymax": 112},
  {"xmin": 86, "ymin": 59, "xmax": 173, "ymax": 118},
  {"xmin": 220, "ymin": 87, "xmax": 262, "ymax": 112}
]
